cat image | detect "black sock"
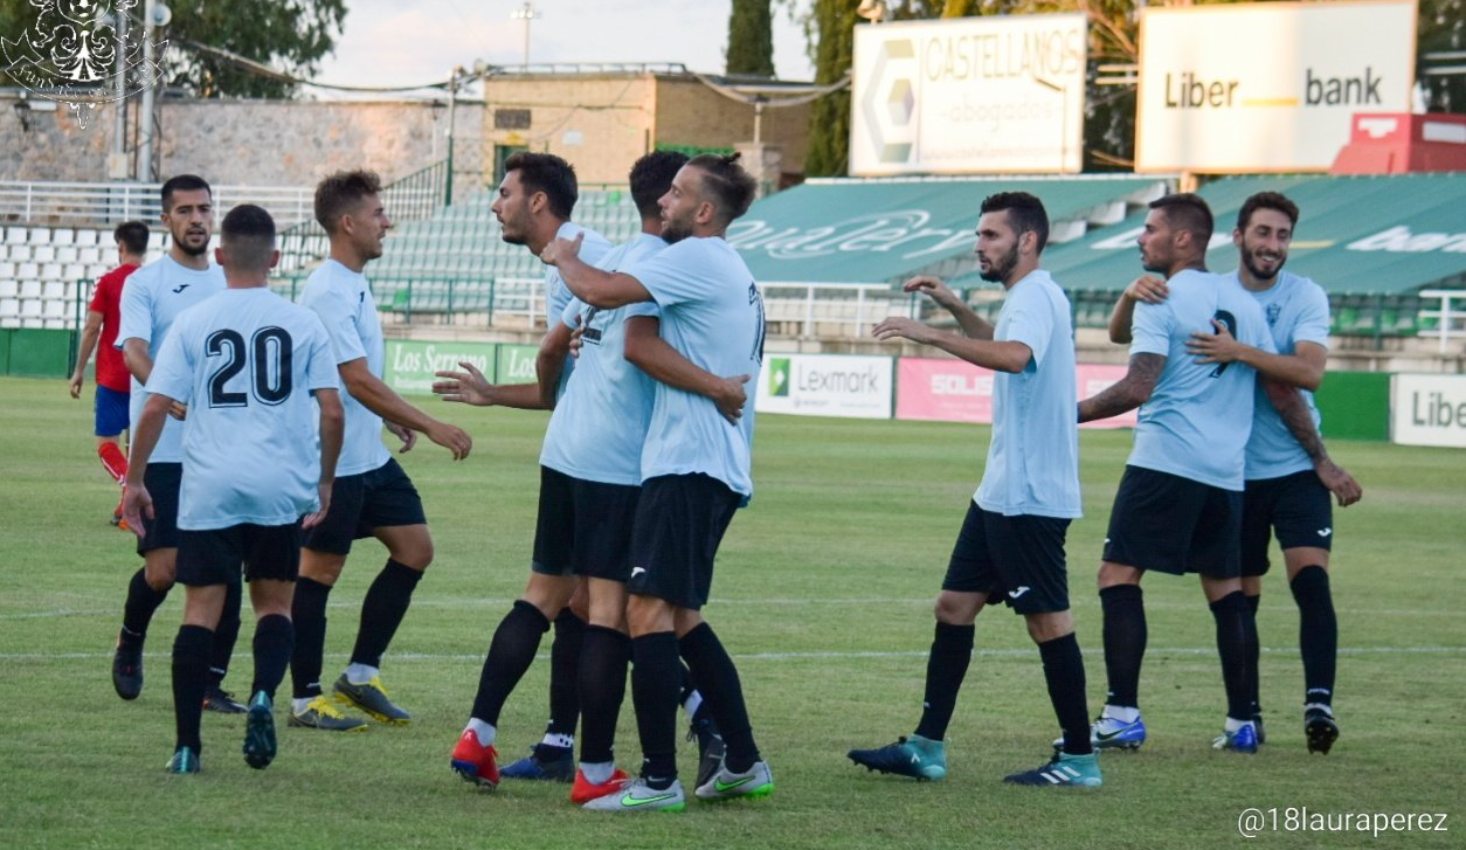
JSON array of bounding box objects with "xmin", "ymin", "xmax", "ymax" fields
[
  {"xmin": 209, "ymin": 579, "xmax": 242, "ymax": 687},
  {"xmin": 351, "ymin": 559, "xmax": 423, "ymax": 669},
  {"xmin": 290, "ymin": 578, "xmax": 332, "ymax": 700},
  {"xmin": 1244, "ymin": 594, "xmax": 1262, "ymax": 718},
  {"xmin": 251, "ymin": 614, "xmax": 294, "ymax": 701},
  {"xmin": 679, "ymin": 623, "xmax": 760, "ymax": 773},
  {"xmin": 631, "ymin": 632, "xmax": 682, "ymax": 787},
  {"xmin": 577, "ymin": 625, "xmax": 631, "ymax": 765},
  {"xmin": 171, "ymin": 625, "xmax": 213, "ymax": 752},
  {"xmin": 537, "ymin": 608, "xmax": 585, "ymax": 755},
  {"xmin": 1100, "ymin": 584, "xmax": 1146, "ymax": 708},
  {"xmin": 121, "ymin": 568, "xmax": 169, "ymax": 648},
  {"xmin": 914, "ymin": 621, "xmax": 975, "ymax": 741},
  {"xmin": 1210, "ymin": 591, "xmax": 1256, "ymax": 721},
  {"xmin": 1039, "ymin": 632, "xmax": 1093, "ymax": 756},
  {"xmin": 1290, "ymin": 566, "xmax": 1336, "ymax": 708},
  {"xmin": 470, "ymin": 601, "xmax": 550, "ymax": 725}
]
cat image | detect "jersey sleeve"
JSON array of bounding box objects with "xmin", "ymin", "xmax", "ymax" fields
[
  {"xmin": 560, "ymin": 296, "xmax": 584, "ymax": 330},
  {"xmin": 303, "ymin": 316, "xmax": 341, "ymax": 392},
  {"xmin": 624, "ymin": 242, "xmax": 709, "ymax": 308},
  {"xmin": 145, "ymin": 323, "xmax": 193, "ymax": 404},
  {"xmin": 999, "ymin": 286, "xmax": 1054, "ymax": 369},
  {"xmin": 1293, "ymin": 283, "xmax": 1332, "ymax": 349},
  {"xmin": 305, "ymin": 287, "xmax": 367, "ymax": 366},
  {"xmin": 1129, "ymin": 299, "xmax": 1172, "ymax": 357},
  {"xmin": 116, "ymin": 272, "xmax": 153, "ymax": 348}
]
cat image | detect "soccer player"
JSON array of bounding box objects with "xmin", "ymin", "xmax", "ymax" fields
[
  {"xmin": 540, "ymin": 153, "xmax": 771, "ymax": 812},
  {"xmin": 1076, "ymin": 193, "xmax": 1283, "ymax": 754},
  {"xmin": 121, "ymin": 204, "xmax": 344, "ymax": 774},
  {"xmin": 69, "ymin": 220, "xmax": 148, "ymax": 527},
  {"xmin": 1132, "ymin": 192, "xmax": 1362, "ymax": 753},
  {"xmin": 288, "ymin": 170, "xmax": 473, "ymax": 732},
  {"xmin": 847, "ymin": 192, "xmax": 1099, "ymax": 787},
  {"xmin": 112, "ymin": 175, "xmax": 246, "ymax": 714},
  {"xmin": 438, "ymin": 151, "xmax": 742, "ymax": 801}
]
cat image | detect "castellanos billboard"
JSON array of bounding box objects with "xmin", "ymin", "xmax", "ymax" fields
[{"xmin": 850, "ymin": 14, "xmax": 1087, "ymax": 176}]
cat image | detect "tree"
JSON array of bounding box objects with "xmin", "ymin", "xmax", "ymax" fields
[
  {"xmin": 0, "ymin": 0, "xmax": 347, "ymax": 98},
  {"xmin": 727, "ymin": 0, "xmax": 776, "ymax": 77},
  {"xmin": 803, "ymin": 0, "xmax": 860, "ymax": 176},
  {"xmin": 1419, "ymin": 0, "xmax": 1465, "ymax": 112}
]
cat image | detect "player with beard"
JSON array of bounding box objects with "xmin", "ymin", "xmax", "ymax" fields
[
  {"xmin": 287, "ymin": 170, "xmax": 473, "ymax": 732},
  {"xmin": 112, "ymin": 175, "xmax": 246, "ymax": 715},
  {"xmin": 1111, "ymin": 192, "xmax": 1361, "ymax": 753},
  {"xmin": 846, "ymin": 192, "xmax": 1100, "ymax": 787}
]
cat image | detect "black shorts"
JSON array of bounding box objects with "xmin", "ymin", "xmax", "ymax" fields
[
  {"xmin": 627, "ymin": 474, "xmax": 741, "ymax": 611},
  {"xmin": 942, "ymin": 504, "xmax": 1072, "ymax": 615},
  {"xmin": 301, "ymin": 458, "xmax": 426, "ymax": 555},
  {"xmin": 137, "ymin": 463, "xmax": 182, "ymax": 556},
  {"xmin": 176, "ymin": 522, "xmax": 302, "ymax": 586},
  {"xmin": 1241, "ymin": 470, "xmax": 1334, "ymax": 577},
  {"xmin": 1102, "ymin": 465, "xmax": 1242, "ymax": 579},
  {"xmin": 532, "ymin": 466, "xmax": 641, "ymax": 582}
]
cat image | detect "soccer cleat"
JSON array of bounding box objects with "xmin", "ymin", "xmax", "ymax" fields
[
  {"xmin": 203, "ymin": 685, "xmax": 247, "ymax": 714},
  {"xmin": 112, "ymin": 639, "xmax": 143, "ymax": 701},
  {"xmin": 501, "ymin": 746, "xmax": 576, "ymax": 782},
  {"xmin": 165, "ymin": 746, "xmax": 201, "ymax": 775},
  {"xmin": 242, "ymin": 691, "xmax": 277, "ymax": 769},
  {"xmin": 848, "ymin": 735, "xmax": 947, "ymax": 781},
  {"xmin": 570, "ymin": 767, "xmax": 631, "ymax": 804},
  {"xmin": 333, "ymin": 674, "xmax": 410, "ymax": 724},
  {"xmin": 1212, "ymin": 721, "xmax": 1260, "ymax": 754},
  {"xmin": 1057, "ymin": 712, "xmax": 1147, "ymax": 751},
  {"xmin": 689, "ymin": 716, "xmax": 726, "ymax": 790},
  {"xmin": 288, "ymin": 695, "xmax": 369, "ymax": 732},
  {"xmin": 581, "ymin": 777, "xmax": 686, "ymax": 813},
  {"xmin": 1003, "ymin": 752, "xmax": 1103, "ymax": 788},
  {"xmin": 694, "ymin": 759, "xmax": 774, "ymax": 802},
  {"xmin": 1305, "ymin": 707, "xmax": 1339, "ymax": 755},
  {"xmin": 450, "ymin": 730, "xmax": 500, "ymax": 789},
  {"xmin": 1253, "ymin": 713, "xmax": 1267, "ymax": 746}
]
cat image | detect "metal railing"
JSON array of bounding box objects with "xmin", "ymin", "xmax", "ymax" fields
[
  {"xmin": 0, "ymin": 181, "xmax": 317, "ymax": 227},
  {"xmin": 758, "ymin": 282, "xmax": 908, "ymax": 338},
  {"xmin": 1419, "ymin": 290, "xmax": 1466, "ymax": 354}
]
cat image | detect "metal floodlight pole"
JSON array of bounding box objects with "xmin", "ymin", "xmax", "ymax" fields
[
  {"xmin": 512, "ymin": 2, "xmax": 539, "ymax": 71},
  {"xmin": 113, "ymin": 9, "xmax": 127, "ymax": 166},
  {"xmin": 137, "ymin": 0, "xmax": 157, "ymax": 182}
]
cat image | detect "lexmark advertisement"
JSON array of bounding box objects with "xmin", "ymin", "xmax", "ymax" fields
[{"xmin": 757, "ymin": 354, "xmax": 894, "ymax": 420}]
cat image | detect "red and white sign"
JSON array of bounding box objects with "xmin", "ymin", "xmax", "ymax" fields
[{"xmin": 896, "ymin": 358, "xmax": 1137, "ymax": 429}]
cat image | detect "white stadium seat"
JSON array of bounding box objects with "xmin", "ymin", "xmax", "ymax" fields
[
  {"xmin": 41, "ymin": 263, "xmax": 63, "ymax": 280},
  {"xmin": 53, "ymin": 228, "xmax": 75, "ymax": 245},
  {"xmin": 42, "ymin": 298, "xmax": 67, "ymax": 318},
  {"xmin": 20, "ymin": 298, "xmax": 42, "ymax": 316},
  {"xmin": 6, "ymin": 227, "xmax": 27, "ymax": 245},
  {"xmin": 64, "ymin": 263, "xmax": 86, "ymax": 280},
  {"xmin": 43, "ymin": 317, "xmax": 69, "ymax": 329},
  {"xmin": 18, "ymin": 262, "xmax": 38, "ymax": 278},
  {"xmin": 21, "ymin": 317, "xmax": 44, "ymax": 328},
  {"xmin": 0, "ymin": 262, "xmax": 15, "ymax": 279},
  {"xmin": 29, "ymin": 228, "xmax": 50, "ymax": 245},
  {"xmin": 79, "ymin": 247, "xmax": 100, "ymax": 263},
  {"xmin": 33, "ymin": 245, "xmax": 55, "ymax": 262},
  {"xmin": 0, "ymin": 297, "xmax": 18, "ymax": 316},
  {"xmin": 57, "ymin": 246, "xmax": 78, "ymax": 263},
  {"xmin": 42, "ymin": 281, "xmax": 65, "ymax": 299},
  {"xmin": 20, "ymin": 280, "xmax": 41, "ymax": 298},
  {"xmin": 76, "ymin": 229, "xmax": 99, "ymax": 247},
  {"xmin": 0, "ymin": 280, "xmax": 16, "ymax": 297},
  {"xmin": 10, "ymin": 245, "xmax": 31, "ymax": 262}
]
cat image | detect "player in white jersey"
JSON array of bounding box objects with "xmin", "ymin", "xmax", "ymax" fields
[
  {"xmin": 438, "ymin": 152, "xmax": 739, "ymax": 800},
  {"xmin": 110, "ymin": 175, "xmax": 246, "ymax": 715},
  {"xmin": 848, "ymin": 192, "xmax": 1100, "ymax": 788},
  {"xmin": 542, "ymin": 153, "xmax": 771, "ymax": 812},
  {"xmin": 121, "ymin": 204, "xmax": 344, "ymax": 774},
  {"xmin": 1161, "ymin": 192, "xmax": 1361, "ymax": 753},
  {"xmin": 287, "ymin": 171, "xmax": 473, "ymax": 732}
]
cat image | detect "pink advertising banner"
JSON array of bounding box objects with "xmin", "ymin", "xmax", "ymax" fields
[{"xmin": 896, "ymin": 358, "xmax": 1138, "ymax": 429}]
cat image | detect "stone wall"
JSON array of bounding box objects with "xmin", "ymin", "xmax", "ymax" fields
[{"xmin": 0, "ymin": 94, "xmax": 483, "ymax": 187}]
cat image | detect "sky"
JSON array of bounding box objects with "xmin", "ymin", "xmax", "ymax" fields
[{"xmin": 312, "ymin": 0, "xmax": 819, "ymax": 97}]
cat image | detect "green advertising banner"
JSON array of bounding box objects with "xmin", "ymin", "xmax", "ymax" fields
[
  {"xmin": 1315, "ymin": 371, "xmax": 1391, "ymax": 442},
  {"xmin": 383, "ymin": 340, "xmax": 497, "ymax": 397},
  {"xmin": 495, "ymin": 344, "xmax": 539, "ymax": 386}
]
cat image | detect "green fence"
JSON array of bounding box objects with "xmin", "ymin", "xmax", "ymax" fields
[
  {"xmin": 2, "ymin": 328, "xmax": 73, "ymax": 378},
  {"xmin": 1315, "ymin": 371, "xmax": 1391, "ymax": 441}
]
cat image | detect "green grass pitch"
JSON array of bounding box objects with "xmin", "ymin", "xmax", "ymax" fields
[{"xmin": 0, "ymin": 375, "xmax": 1461, "ymax": 849}]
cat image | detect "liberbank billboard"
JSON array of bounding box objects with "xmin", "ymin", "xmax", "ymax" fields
[
  {"xmin": 850, "ymin": 14, "xmax": 1087, "ymax": 176},
  {"xmin": 1136, "ymin": 1, "xmax": 1417, "ymax": 173}
]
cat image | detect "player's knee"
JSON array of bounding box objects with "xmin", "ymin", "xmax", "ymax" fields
[
  {"xmin": 1097, "ymin": 561, "xmax": 1140, "ymax": 590},
  {"xmin": 627, "ymin": 595, "xmax": 674, "ymax": 637},
  {"xmin": 392, "ymin": 541, "xmax": 433, "ymax": 571},
  {"xmin": 933, "ymin": 591, "xmax": 981, "ymax": 625},
  {"xmin": 1024, "ymin": 610, "xmax": 1073, "ymax": 644}
]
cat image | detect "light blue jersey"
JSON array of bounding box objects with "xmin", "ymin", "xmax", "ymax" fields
[
  {"xmin": 147, "ymin": 289, "xmax": 339, "ymax": 530},
  {"xmin": 1128, "ymin": 269, "xmax": 1276, "ymax": 491},
  {"xmin": 974, "ymin": 269, "xmax": 1081, "ymax": 519},
  {"xmin": 299, "ymin": 260, "xmax": 391, "ymax": 477},
  {"xmin": 545, "ymin": 221, "xmax": 613, "ymax": 324},
  {"xmin": 1238, "ymin": 270, "xmax": 1330, "ymax": 480},
  {"xmin": 540, "ymin": 233, "xmax": 665, "ymax": 486},
  {"xmin": 116, "ymin": 256, "xmax": 225, "ymax": 463},
  {"xmin": 623, "ymin": 236, "xmax": 764, "ymax": 498}
]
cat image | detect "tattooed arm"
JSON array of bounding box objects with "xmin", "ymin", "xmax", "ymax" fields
[
  {"xmin": 1263, "ymin": 378, "xmax": 1363, "ymax": 507},
  {"xmin": 1078, "ymin": 353, "xmax": 1165, "ymax": 423}
]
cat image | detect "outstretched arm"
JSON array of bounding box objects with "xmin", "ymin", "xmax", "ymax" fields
[
  {"xmin": 901, "ymin": 275, "xmax": 993, "ymax": 340},
  {"xmin": 871, "ymin": 316, "xmax": 1030, "ymax": 374},
  {"xmin": 1078, "ymin": 353, "xmax": 1165, "ymax": 422},
  {"xmin": 541, "ymin": 233, "xmax": 651, "ymax": 309},
  {"xmin": 339, "ymin": 358, "xmax": 472, "ymax": 459}
]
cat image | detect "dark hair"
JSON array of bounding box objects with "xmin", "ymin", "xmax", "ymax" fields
[
  {"xmin": 629, "ymin": 151, "xmax": 689, "ymax": 219},
  {"xmin": 1236, "ymin": 191, "xmax": 1299, "ymax": 232},
  {"xmin": 686, "ymin": 153, "xmax": 758, "ymax": 224},
  {"xmin": 979, "ymin": 191, "xmax": 1050, "ymax": 254},
  {"xmin": 113, "ymin": 221, "xmax": 149, "ymax": 256},
  {"xmin": 314, "ymin": 170, "xmax": 383, "ymax": 234},
  {"xmin": 160, "ymin": 174, "xmax": 212, "ymax": 213},
  {"xmin": 220, "ymin": 204, "xmax": 276, "ymax": 269},
  {"xmin": 504, "ymin": 152, "xmax": 578, "ymax": 220},
  {"xmin": 1149, "ymin": 193, "xmax": 1214, "ymax": 245}
]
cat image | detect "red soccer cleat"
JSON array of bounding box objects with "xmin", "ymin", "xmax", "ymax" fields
[
  {"xmin": 570, "ymin": 767, "xmax": 630, "ymax": 804},
  {"xmin": 450, "ymin": 730, "xmax": 499, "ymax": 788}
]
